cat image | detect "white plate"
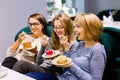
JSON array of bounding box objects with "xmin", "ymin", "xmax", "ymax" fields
[
  {"xmin": 52, "ymin": 57, "xmax": 72, "ymax": 67},
  {"xmin": 0, "ymin": 69, "xmax": 8, "ymax": 78},
  {"xmin": 22, "ymin": 47, "xmax": 34, "ymax": 51},
  {"xmin": 21, "ymin": 50, "xmax": 35, "ymax": 57},
  {"xmin": 42, "ymin": 50, "xmax": 61, "ymax": 58}
]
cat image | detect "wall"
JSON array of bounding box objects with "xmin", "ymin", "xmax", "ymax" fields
[
  {"xmin": 85, "ymin": 0, "xmax": 120, "ymax": 14},
  {"xmin": 73, "ymin": 0, "xmax": 85, "ymax": 13},
  {"xmin": 0, "ymin": 0, "xmax": 47, "ymax": 62},
  {"xmin": 66, "ymin": 0, "xmax": 85, "ymax": 13}
]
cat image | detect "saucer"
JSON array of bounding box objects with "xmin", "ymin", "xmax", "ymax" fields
[
  {"xmin": 42, "ymin": 50, "xmax": 61, "ymax": 59},
  {"xmin": 22, "ymin": 47, "xmax": 34, "ymax": 51},
  {"xmin": 52, "ymin": 57, "xmax": 72, "ymax": 67},
  {"xmin": 21, "ymin": 50, "xmax": 35, "ymax": 57}
]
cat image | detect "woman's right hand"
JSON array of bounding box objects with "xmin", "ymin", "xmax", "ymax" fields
[
  {"xmin": 18, "ymin": 31, "xmax": 26, "ymax": 41},
  {"xmin": 10, "ymin": 32, "xmax": 26, "ymax": 53}
]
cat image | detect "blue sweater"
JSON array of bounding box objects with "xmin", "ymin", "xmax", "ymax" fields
[{"xmin": 57, "ymin": 41, "xmax": 107, "ymax": 80}]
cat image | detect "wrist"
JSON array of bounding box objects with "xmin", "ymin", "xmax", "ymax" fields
[{"xmin": 64, "ymin": 43, "xmax": 70, "ymax": 51}]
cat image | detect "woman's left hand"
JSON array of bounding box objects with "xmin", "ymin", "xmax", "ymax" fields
[
  {"xmin": 41, "ymin": 35, "xmax": 48, "ymax": 46},
  {"xmin": 59, "ymin": 35, "xmax": 69, "ymax": 51},
  {"xmin": 59, "ymin": 35, "xmax": 68, "ymax": 45}
]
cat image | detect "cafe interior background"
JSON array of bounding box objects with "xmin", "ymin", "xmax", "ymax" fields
[{"xmin": 0, "ymin": 0, "xmax": 120, "ymax": 62}]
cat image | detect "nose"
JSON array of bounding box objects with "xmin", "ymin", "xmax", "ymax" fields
[
  {"xmin": 56, "ymin": 29, "xmax": 61, "ymax": 32},
  {"xmin": 30, "ymin": 25, "xmax": 35, "ymax": 29}
]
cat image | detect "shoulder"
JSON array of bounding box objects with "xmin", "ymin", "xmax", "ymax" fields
[
  {"xmin": 91, "ymin": 42, "xmax": 106, "ymax": 59},
  {"xmin": 92, "ymin": 42, "xmax": 105, "ymax": 52}
]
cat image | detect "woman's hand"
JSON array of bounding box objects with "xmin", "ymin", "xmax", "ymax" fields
[
  {"xmin": 10, "ymin": 32, "xmax": 26, "ymax": 53},
  {"xmin": 59, "ymin": 35, "xmax": 69, "ymax": 51},
  {"xmin": 41, "ymin": 35, "xmax": 48, "ymax": 46},
  {"xmin": 18, "ymin": 31, "xmax": 26, "ymax": 41},
  {"xmin": 59, "ymin": 35, "xmax": 68, "ymax": 45}
]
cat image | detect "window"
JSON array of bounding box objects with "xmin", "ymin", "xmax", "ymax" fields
[{"xmin": 47, "ymin": 0, "xmax": 85, "ymax": 21}]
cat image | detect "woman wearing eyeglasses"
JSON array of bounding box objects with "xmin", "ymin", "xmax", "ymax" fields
[{"xmin": 2, "ymin": 13, "xmax": 49, "ymax": 68}]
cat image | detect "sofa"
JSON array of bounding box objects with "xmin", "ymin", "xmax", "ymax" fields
[
  {"xmin": 15, "ymin": 26, "xmax": 120, "ymax": 80},
  {"xmin": 101, "ymin": 27, "xmax": 120, "ymax": 80}
]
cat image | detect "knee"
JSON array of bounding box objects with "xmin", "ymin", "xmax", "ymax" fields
[
  {"xmin": 13, "ymin": 60, "xmax": 26, "ymax": 69},
  {"xmin": 2, "ymin": 56, "xmax": 18, "ymax": 69}
]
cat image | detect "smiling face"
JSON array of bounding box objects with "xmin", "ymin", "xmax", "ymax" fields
[
  {"xmin": 28, "ymin": 17, "xmax": 43, "ymax": 35},
  {"xmin": 53, "ymin": 20, "xmax": 65, "ymax": 37},
  {"xmin": 74, "ymin": 13, "xmax": 103, "ymax": 42},
  {"xmin": 74, "ymin": 23, "xmax": 85, "ymax": 40}
]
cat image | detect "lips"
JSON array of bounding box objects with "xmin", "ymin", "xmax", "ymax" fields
[{"xmin": 32, "ymin": 28, "xmax": 37, "ymax": 33}]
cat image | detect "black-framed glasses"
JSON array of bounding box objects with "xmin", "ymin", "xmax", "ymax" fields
[{"xmin": 28, "ymin": 22, "xmax": 40, "ymax": 27}]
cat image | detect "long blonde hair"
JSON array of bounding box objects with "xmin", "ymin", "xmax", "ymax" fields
[{"xmin": 51, "ymin": 13, "xmax": 74, "ymax": 50}]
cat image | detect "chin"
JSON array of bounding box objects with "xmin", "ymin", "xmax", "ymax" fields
[{"xmin": 33, "ymin": 31, "xmax": 38, "ymax": 34}]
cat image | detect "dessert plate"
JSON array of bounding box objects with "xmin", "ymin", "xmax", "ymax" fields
[
  {"xmin": 52, "ymin": 57, "xmax": 72, "ymax": 67},
  {"xmin": 21, "ymin": 50, "xmax": 35, "ymax": 56},
  {"xmin": 42, "ymin": 50, "xmax": 61, "ymax": 58},
  {"xmin": 22, "ymin": 47, "xmax": 35, "ymax": 51}
]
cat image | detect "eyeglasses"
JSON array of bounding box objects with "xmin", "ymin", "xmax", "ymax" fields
[
  {"xmin": 53, "ymin": 26, "xmax": 64, "ymax": 30},
  {"xmin": 28, "ymin": 22, "xmax": 40, "ymax": 27}
]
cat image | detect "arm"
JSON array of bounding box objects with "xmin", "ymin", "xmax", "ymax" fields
[
  {"xmin": 36, "ymin": 46, "xmax": 46, "ymax": 65},
  {"xmin": 36, "ymin": 38, "xmax": 52, "ymax": 65},
  {"xmin": 9, "ymin": 38, "xmax": 22, "ymax": 53},
  {"xmin": 10, "ymin": 32, "xmax": 26, "ymax": 53},
  {"xmin": 6, "ymin": 38, "xmax": 23, "ymax": 57}
]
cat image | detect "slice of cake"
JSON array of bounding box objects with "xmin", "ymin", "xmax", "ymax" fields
[{"xmin": 23, "ymin": 41, "xmax": 32, "ymax": 49}]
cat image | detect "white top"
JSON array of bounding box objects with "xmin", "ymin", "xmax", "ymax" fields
[{"xmin": 6, "ymin": 34, "xmax": 46, "ymax": 63}]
